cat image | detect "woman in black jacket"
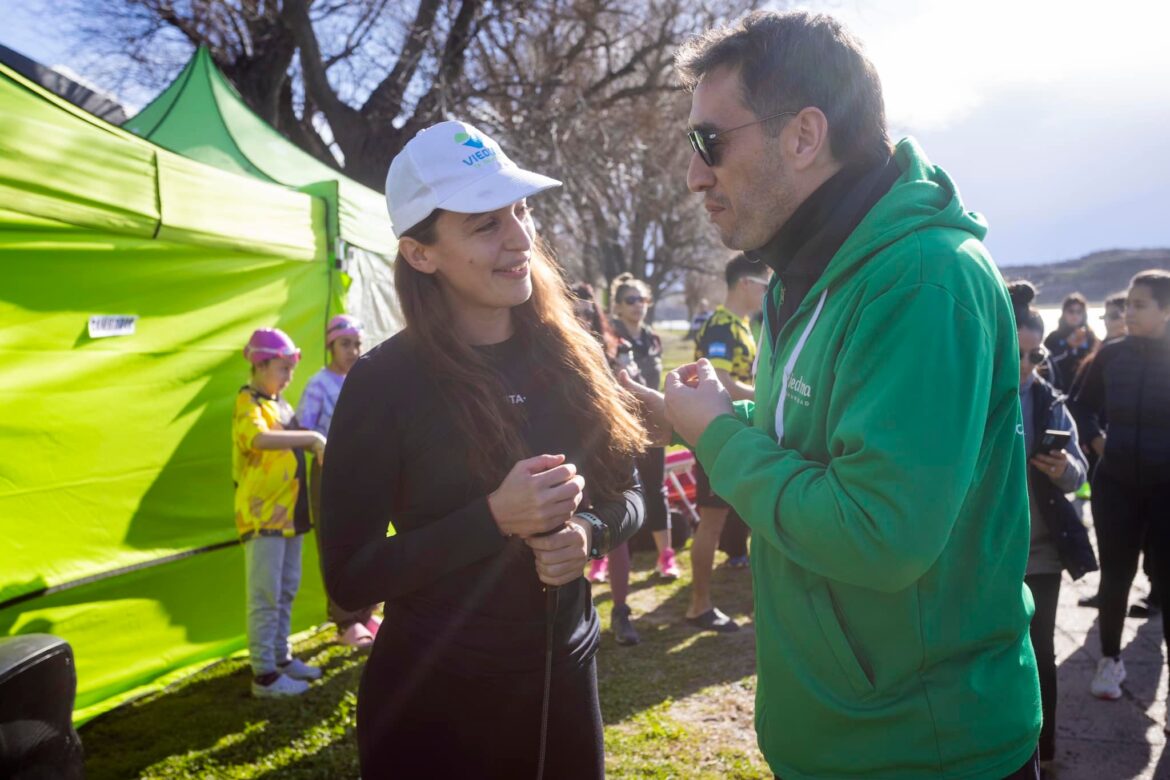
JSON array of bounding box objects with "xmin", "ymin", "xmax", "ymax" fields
[
  {"xmin": 609, "ymin": 274, "xmax": 680, "ymax": 580},
  {"xmin": 1010, "ymin": 282, "xmax": 1094, "ymax": 765},
  {"xmin": 1073, "ymin": 270, "xmax": 1170, "ymax": 708},
  {"xmin": 1044, "ymin": 291, "xmax": 1100, "ymax": 393},
  {"xmin": 320, "ymin": 121, "xmax": 648, "ymax": 779}
]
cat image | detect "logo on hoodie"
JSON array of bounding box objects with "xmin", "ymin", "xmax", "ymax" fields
[
  {"xmin": 785, "ymin": 373, "xmax": 813, "ymax": 407},
  {"xmin": 454, "ymin": 131, "xmax": 496, "ymax": 167}
]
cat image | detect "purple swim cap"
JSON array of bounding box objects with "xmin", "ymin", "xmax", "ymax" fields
[
  {"xmin": 243, "ymin": 328, "xmax": 301, "ymax": 366},
  {"xmin": 326, "ymin": 315, "xmax": 364, "ymax": 347}
]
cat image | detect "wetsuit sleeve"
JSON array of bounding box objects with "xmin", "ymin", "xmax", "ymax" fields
[
  {"xmin": 1070, "ymin": 349, "xmax": 1106, "ymax": 444},
  {"xmin": 696, "ymin": 283, "xmax": 997, "ymax": 593},
  {"xmin": 587, "ymin": 464, "xmax": 644, "ymax": 553},
  {"xmin": 319, "ymin": 356, "xmax": 508, "ymax": 610}
]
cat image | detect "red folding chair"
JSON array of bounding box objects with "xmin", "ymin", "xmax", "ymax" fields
[{"xmin": 663, "ymin": 449, "xmax": 700, "ymax": 526}]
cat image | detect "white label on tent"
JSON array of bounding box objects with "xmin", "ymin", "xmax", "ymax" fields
[{"xmin": 88, "ymin": 315, "xmax": 138, "ymax": 339}]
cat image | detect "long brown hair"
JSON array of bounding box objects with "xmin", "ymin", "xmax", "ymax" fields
[{"xmin": 394, "ymin": 210, "xmax": 649, "ymax": 501}]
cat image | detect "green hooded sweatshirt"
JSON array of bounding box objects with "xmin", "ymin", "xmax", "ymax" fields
[{"xmin": 695, "ymin": 139, "xmax": 1041, "ymax": 779}]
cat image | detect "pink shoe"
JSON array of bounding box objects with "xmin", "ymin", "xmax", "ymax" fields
[
  {"xmin": 337, "ymin": 621, "xmax": 374, "ymax": 649},
  {"xmin": 364, "ymin": 614, "xmax": 382, "ymax": 639},
  {"xmin": 656, "ymin": 548, "xmax": 681, "ymax": 580},
  {"xmin": 588, "ymin": 557, "xmax": 609, "ymax": 583}
]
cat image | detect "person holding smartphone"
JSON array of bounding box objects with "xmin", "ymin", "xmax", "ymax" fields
[
  {"xmin": 1010, "ymin": 281, "xmax": 1093, "ymax": 768},
  {"xmin": 320, "ymin": 121, "xmax": 647, "ymax": 779}
]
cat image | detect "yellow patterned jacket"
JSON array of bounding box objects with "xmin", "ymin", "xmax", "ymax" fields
[
  {"xmin": 231, "ymin": 386, "xmax": 309, "ymax": 540},
  {"xmin": 694, "ymin": 305, "xmax": 756, "ymax": 384}
]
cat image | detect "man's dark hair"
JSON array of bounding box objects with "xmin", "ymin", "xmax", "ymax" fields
[
  {"xmin": 675, "ymin": 10, "xmax": 891, "ymax": 168},
  {"xmin": 725, "ymin": 253, "xmax": 760, "ymax": 287},
  {"xmin": 1104, "ymin": 292, "xmax": 1127, "ymax": 310},
  {"xmin": 1132, "ymin": 269, "xmax": 1170, "ymax": 308}
]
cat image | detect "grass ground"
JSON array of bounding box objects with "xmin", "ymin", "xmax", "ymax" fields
[
  {"xmin": 79, "ymin": 327, "xmax": 765, "ymax": 779},
  {"xmin": 79, "ymin": 547, "xmax": 767, "ymax": 779}
]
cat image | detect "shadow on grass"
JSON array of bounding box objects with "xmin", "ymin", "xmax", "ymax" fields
[
  {"xmin": 594, "ymin": 547, "xmax": 757, "ymax": 725},
  {"xmin": 81, "ymin": 632, "xmax": 364, "ymax": 780},
  {"xmin": 79, "ymin": 546, "xmax": 761, "ymax": 778}
]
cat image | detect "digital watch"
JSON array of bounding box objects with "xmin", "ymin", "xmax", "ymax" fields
[{"xmin": 575, "ymin": 511, "xmax": 608, "ymax": 560}]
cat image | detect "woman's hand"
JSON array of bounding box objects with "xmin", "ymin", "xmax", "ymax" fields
[
  {"xmin": 1031, "ymin": 450, "xmax": 1072, "ymax": 484},
  {"xmin": 525, "ymin": 518, "xmax": 591, "ymax": 586},
  {"xmin": 619, "ymin": 369, "xmax": 673, "ymax": 447},
  {"xmin": 487, "ymin": 454, "xmax": 585, "ymax": 538}
]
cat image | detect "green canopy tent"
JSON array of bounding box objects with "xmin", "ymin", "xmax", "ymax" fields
[
  {"xmin": 124, "ymin": 46, "xmax": 402, "ymax": 346},
  {"xmin": 0, "ymin": 63, "xmax": 333, "ymax": 724}
]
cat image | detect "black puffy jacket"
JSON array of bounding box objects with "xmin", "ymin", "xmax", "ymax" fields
[{"xmin": 1072, "ymin": 335, "xmax": 1170, "ymax": 486}]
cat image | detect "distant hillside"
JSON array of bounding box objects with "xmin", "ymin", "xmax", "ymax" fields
[{"xmin": 1000, "ymin": 249, "xmax": 1170, "ymax": 304}]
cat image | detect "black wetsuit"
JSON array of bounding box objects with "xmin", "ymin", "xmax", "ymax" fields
[{"xmin": 320, "ymin": 331, "xmax": 644, "ymax": 780}]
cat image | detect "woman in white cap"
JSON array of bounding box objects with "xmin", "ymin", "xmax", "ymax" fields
[{"xmin": 319, "ymin": 121, "xmax": 647, "ymax": 779}]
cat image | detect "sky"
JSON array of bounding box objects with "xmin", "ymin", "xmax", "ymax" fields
[{"xmin": 2, "ymin": 0, "xmax": 1168, "ymax": 266}]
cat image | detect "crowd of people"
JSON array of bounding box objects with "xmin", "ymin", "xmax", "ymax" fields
[{"xmin": 219, "ymin": 9, "xmax": 1170, "ymax": 780}]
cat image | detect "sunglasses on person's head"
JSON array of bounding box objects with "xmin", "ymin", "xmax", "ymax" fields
[
  {"xmin": 686, "ymin": 111, "xmax": 798, "ymax": 167},
  {"xmin": 622, "ymin": 295, "xmax": 650, "ymax": 306},
  {"xmin": 1020, "ymin": 347, "xmax": 1048, "ymax": 365}
]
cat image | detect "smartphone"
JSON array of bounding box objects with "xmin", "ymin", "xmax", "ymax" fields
[{"xmin": 1035, "ymin": 429, "xmax": 1071, "ymax": 455}]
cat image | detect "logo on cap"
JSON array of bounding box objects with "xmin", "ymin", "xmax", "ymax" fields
[{"xmin": 455, "ymin": 130, "xmax": 496, "ymax": 167}]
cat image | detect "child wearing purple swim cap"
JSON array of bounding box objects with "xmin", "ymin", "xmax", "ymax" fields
[
  {"xmin": 297, "ymin": 315, "xmax": 383, "ymax": 649},
  {"xmin": 232, "ymin": 327, "xmax": 325, "ymax": 698}
]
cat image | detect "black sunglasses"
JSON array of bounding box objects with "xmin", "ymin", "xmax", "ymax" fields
[
  {"xmin": 622, "ymin": 295, "xmax": 650, "ymax": 306},
  {"xmin": 686, "ymin": 111, "xmax": 797, "ymax": 167},
  {"xmin": 1020, "ymin": 347, "xmax": 1048, "ymax": 365}
]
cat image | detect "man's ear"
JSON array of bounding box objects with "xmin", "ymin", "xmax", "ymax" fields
[
  {"xmin": 398, "ymin": 237, "xmax": 438, "ymax": 275},
  {"xmin": 787, "ymin": 106, "xmax": 833, "ymax": 172}
]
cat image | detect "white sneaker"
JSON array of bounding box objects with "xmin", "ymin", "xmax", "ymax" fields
[
  {"xmin": 1090, "ymin": 656, "xmax": 1126, "ymax": 700},
  {"xmin": 252, "ymin": 673, "xmax": 310, "ymax": 698},
  {"xmin": 278, "ymin": 657, "xmax": 323, "ymax": 681}
]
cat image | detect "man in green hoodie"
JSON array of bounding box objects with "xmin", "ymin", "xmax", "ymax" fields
[{"xmin": 624, "ymin": 10, "xmax": 1042, "ymax": 779}]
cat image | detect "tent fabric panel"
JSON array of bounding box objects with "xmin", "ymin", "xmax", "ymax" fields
[
  {"xmin": 0, "ymin": 64, "xmax": 159, "ymax": 236},
  {"xmin": 155, "ymin": 150, "xmax": 325, "ymax": 261},
  {"xmin": 201, "ymin": 48, "xmax": 396, "ymax": 254},
  {"xmin": 337, "ymin": 180, "xmax": 397, "ymax": 255},
  {"xmin": 124, "ymin": 54, "xmax": 272, "ymax": 184},
  {"xmin": 0, "ymin": 540, "xmax": 327, "ymax": 726},
  {"xmin": 114, "ymin": 48, "xmax": 192, "ymax": 140},
  {"xmin": 0, "ymin": 224, "xmax": 329, "ymax": 604},
  {"xmin": 206, "ymin": 51, "xmax": 331, "ymax": 184},
  {"xmin": 344, "ymin": 245, "xmax": 403, "ymax": 348},
  {"xmin": 127, "ymin": 47, "xmax": 396, "ymax": 255}
]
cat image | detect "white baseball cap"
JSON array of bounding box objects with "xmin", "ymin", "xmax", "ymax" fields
[{"xmin": 385, "ymin": 120, "xmax": 562, "ymax": 238}]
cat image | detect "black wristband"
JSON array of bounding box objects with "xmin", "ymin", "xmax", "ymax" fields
[{"xmin": 576, "ymin": 511, "xmax": 608, "ymax": 559}]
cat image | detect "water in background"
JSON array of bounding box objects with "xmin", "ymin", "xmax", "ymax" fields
[{"xmin": 1040, "ymin": 306, "xmax": 1106, "ymax": 340}]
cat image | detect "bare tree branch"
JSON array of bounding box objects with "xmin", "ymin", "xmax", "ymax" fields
[{"xmin": 359, "ymin": 0, "xmax": 441, "ymax": 123}]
